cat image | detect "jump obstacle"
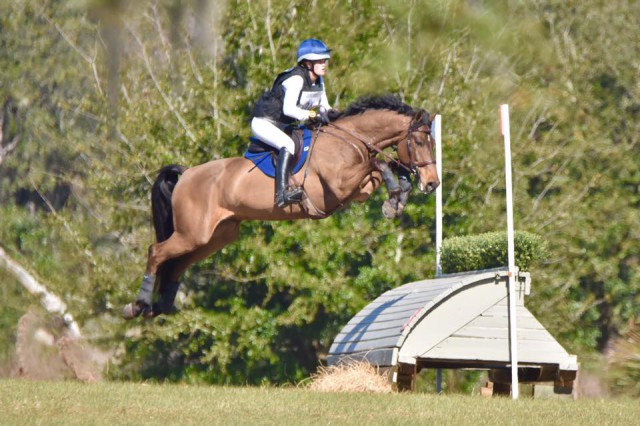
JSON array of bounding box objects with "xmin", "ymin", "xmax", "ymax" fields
[{"xmin": 327, "ymin": 109, "xmax": 579, "ymax": 397}]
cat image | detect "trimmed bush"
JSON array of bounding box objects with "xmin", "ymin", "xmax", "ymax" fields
[{"xmin": 440, "ymin": 231, "xmax": 549, "ymax": 274}]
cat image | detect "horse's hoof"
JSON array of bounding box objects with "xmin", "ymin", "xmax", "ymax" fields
[
  {"xmin": 142, "ymin": 308, "xmax": 156, "ymax": 319},
  {"xmin": 122, "ymin": 303, "xmax": 142, "ymax": 321},
  {"xmin": 122, "ymin": 301, "xmax": 152, "ymax": 320},
  {"xmin": 382, "ymin": 200, "xmax": 398, "ymax": 219},
  {"xmin": 122, "ymin": 303, "xmax": 140, "ymax": 320}
]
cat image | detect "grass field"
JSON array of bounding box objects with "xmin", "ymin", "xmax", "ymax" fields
[{"xmin": 1, "ymin": 380, "xmax": 639, "ymax": 425}]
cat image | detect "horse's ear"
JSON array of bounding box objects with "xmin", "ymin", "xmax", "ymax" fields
[{"xmin": 414, "ymin": 110, "xmax": 431, "ymax": 127}]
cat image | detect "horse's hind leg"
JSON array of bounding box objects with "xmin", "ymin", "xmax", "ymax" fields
[
  {"xmin": 151, "ymin": 220, "xmax": 241, "ymax": 316},
  {"xmin": 123, "ymin": 232, "xmax": 202, "ymax": 319}
]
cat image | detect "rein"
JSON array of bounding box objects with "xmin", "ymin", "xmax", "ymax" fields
[
  {"xmin": 321, "ymin": 123, "xmax": 407, "ymax": 171},
  {"xmin": 318, "ymin": 126, "xmax": 368, "ymax": 162}
]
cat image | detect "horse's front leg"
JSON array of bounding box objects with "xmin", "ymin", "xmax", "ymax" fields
[
  {"xmin": 392, "ymin": 163, "xmax": 414, "ymax": 217},
  {"xmin": 371, "ymin": 159, "xmax": 403, "ymax": 219},
  {"xmin": 371, "ymin": 159, "xmax": 401, "ymax": 196}
]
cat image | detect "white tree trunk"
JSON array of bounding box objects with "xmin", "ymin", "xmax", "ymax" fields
[{"xmin": 0, "ymin": 246, "xmax": 81, "ymax": 338}]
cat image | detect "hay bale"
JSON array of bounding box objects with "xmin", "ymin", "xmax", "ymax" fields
[{"xmin": 309, "ymin": 361, "xmax": 392, "ymax": 393}]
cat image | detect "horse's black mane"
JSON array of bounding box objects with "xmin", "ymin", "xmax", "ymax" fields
[{"xmin": 327, "ymin": 94, "xmax": 417, "ymax": 121}]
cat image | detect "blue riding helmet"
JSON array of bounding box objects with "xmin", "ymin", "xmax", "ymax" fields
[{"xmin": 297, "ymin": 39, "xmax": 331, "ymax": 63}]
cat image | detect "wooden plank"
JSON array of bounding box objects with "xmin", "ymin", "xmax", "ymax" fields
[
  {"xmin": 352, "ymin": 300, "xmax": 428, "ymax": 318},
  {"xmin": 331, "ymin": 329, "xmax": 401, "ymax": 343},
  {"xmin": 368, "ymin": 286, "xmax": 449, "ymax": 304},
  {"xmin": 355, "ymin": 288, "xmax": 445, "ymax": 309},
  {"xmin": 397, "ymin": 275, "xmax": 468, "ymax": 289},
  {"xmin": 329, "ymin": 335, "xmax": 400, "ymax": 354},
  {"xmin": 421, "ymin": 336, "xmax": 572, "ymax": 364},
  {"xmin": 378, "ymin": 287, "xmax": 446, "ymax": 300},
  {"xmin": 483, "ymin": 303, "xmax": 541, "ymax": 320},
  {"xmin": 452, "ymin": 326, "xmax": 561, "ymax": 342},
  {"xmin": 333, "ymin": 316, "xmax": 408, "ymax": 334},
  {"xmin": 392, "ymin": 278, "xmax": 467, "ymax": 290},
  {"xmin": 332, "ymin": 326, "xmax": 401, "ymax": 346},
  {"xmin": 327, "ymin": 348, "xmax": 395, "ymax": 366},
  {"xmin": 467, "ymin": 313, "xmax": 544, "ymax": 330}
]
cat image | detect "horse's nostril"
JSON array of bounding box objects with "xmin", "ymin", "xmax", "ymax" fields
[{"xmin": 426, "ymin": 181, "xmax": 439, "ymax": 194}]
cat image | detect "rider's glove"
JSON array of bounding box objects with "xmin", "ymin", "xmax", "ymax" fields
[
  {"xmin": 308, "ymin": 109, "xmax": 330, "ymax": 125},
  {"xmin": 317, "ymin": 109, "xmax": 330, "ymax": 125}
]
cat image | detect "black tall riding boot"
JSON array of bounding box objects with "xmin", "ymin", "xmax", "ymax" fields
[{"xmin": 275, "ymin": 148, "xmax": 303, "ymax": 208}]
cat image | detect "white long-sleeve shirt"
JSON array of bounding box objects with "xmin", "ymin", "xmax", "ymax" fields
[{"xmin": 281, "ymin": 75, "xmax": 331, "ymax": 121}]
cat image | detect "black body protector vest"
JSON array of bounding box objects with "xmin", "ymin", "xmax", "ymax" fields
[{"xmin": 253, "ymin": 65, "xmax": 324, "ymax": 127}]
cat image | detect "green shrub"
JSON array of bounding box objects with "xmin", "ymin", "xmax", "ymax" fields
[{"xmin": 440, "ymin": 231, "xmax": 549, "ymax": 274}]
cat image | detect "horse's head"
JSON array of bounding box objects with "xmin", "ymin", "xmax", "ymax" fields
[
  {"xmin": 396, "ymin": 110, "xmax": 440, "ymax": 195},
  {"xmin": 324, "ymin": 95, "xmax": 440, "ymax": 196}
]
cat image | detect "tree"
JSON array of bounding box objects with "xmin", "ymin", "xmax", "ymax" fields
[{"xmin": 1, "ymin": 0, "xmax": 638, "ymax": 391}]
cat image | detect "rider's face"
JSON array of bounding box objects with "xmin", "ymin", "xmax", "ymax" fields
[{"xmin": 310, "ymin": 59, "xmax": 327, "ymax": 76}]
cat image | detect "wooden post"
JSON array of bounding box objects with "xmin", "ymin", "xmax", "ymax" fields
[
  {"xmin": 433, "ymin": 114, "xmax": 443, "ymax": 393},
  {"xmin": 396, "ymin": 363, "xmax": 417, "ymax": 392},
  {"xmin": 500, "ymin": 104, "xmax": 519, "ymax": 400},
  {"xmin": 434, "ymin": 114, "xmax": 443, "ymax": 276}
]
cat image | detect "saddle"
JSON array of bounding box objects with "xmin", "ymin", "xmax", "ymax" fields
[{"xmin": 244, "ymin": 126, "xmax": 314, "ymax": 178}]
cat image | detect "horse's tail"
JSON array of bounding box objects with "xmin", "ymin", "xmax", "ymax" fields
[{"xmin": 151, "ymin": 164, "xmax": 186, "ymax": 243}]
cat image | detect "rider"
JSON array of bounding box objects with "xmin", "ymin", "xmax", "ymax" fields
[{"xmin": 251, "ymin": 38, "xmax": 332, "ymax": 208}]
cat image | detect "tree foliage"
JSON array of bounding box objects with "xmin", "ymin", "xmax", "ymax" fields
[{"xmin": 1, "ymin": 0, "xmax": 638, "ymax": 394}]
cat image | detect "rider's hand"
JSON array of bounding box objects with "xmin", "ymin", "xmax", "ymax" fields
[
  {"xmin": 317, "ymin": 109, "xmax": 330, "ymax": 125},
  {"xmin": 308, "ymin": 109, "xmax": 330, "ymax": 125}
]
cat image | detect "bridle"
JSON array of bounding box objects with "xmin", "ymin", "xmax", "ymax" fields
[
  {"xmin": 319, "ymin": 111, "xmax": 437, "ymax": 177},
  {"xmin": 405, "ymin": 113, "xmax": 437, "ymax": 175}
]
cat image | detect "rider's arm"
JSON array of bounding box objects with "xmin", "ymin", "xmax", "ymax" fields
[
  {"xmin": 281, "ymin": 75, "xmax": 313, "ymax": 121},
  {"xmin": 320, "ymin": 89, "xmax": 331, "ymax": 111}
]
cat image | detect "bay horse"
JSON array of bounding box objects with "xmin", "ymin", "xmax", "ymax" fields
[{"xmin": 123, "ymin": 95, "xmax": 440, "ymax": 320}]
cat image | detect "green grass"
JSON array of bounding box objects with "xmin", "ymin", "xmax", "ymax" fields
[{"xmin": 1, "ymin": 380, "xmax": 639, "ymax": 425}]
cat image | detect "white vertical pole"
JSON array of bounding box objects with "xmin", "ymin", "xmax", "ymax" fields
[
  {"xmin": 500, "ymin": 104, "xmax": 519, "ymax": 400},
  {"xmin": 433, "ymin": 114, "xmax": 443, "ymax": 393},
  {"xmin": 434, "ymin": 114, "xmax": 443, "ymax": 277}
]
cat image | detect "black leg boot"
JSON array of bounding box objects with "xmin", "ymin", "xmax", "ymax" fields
[
  {"xmin": 152, "ymin": 281, "xmax": 180, "ymax": 316},
  {"xmin": 275, "ymin": 148, "xmax": 303, "ymax": 208},
  {"xmin": 396, "ymin": 166, "xmax": 413, "ymax": 213}
]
